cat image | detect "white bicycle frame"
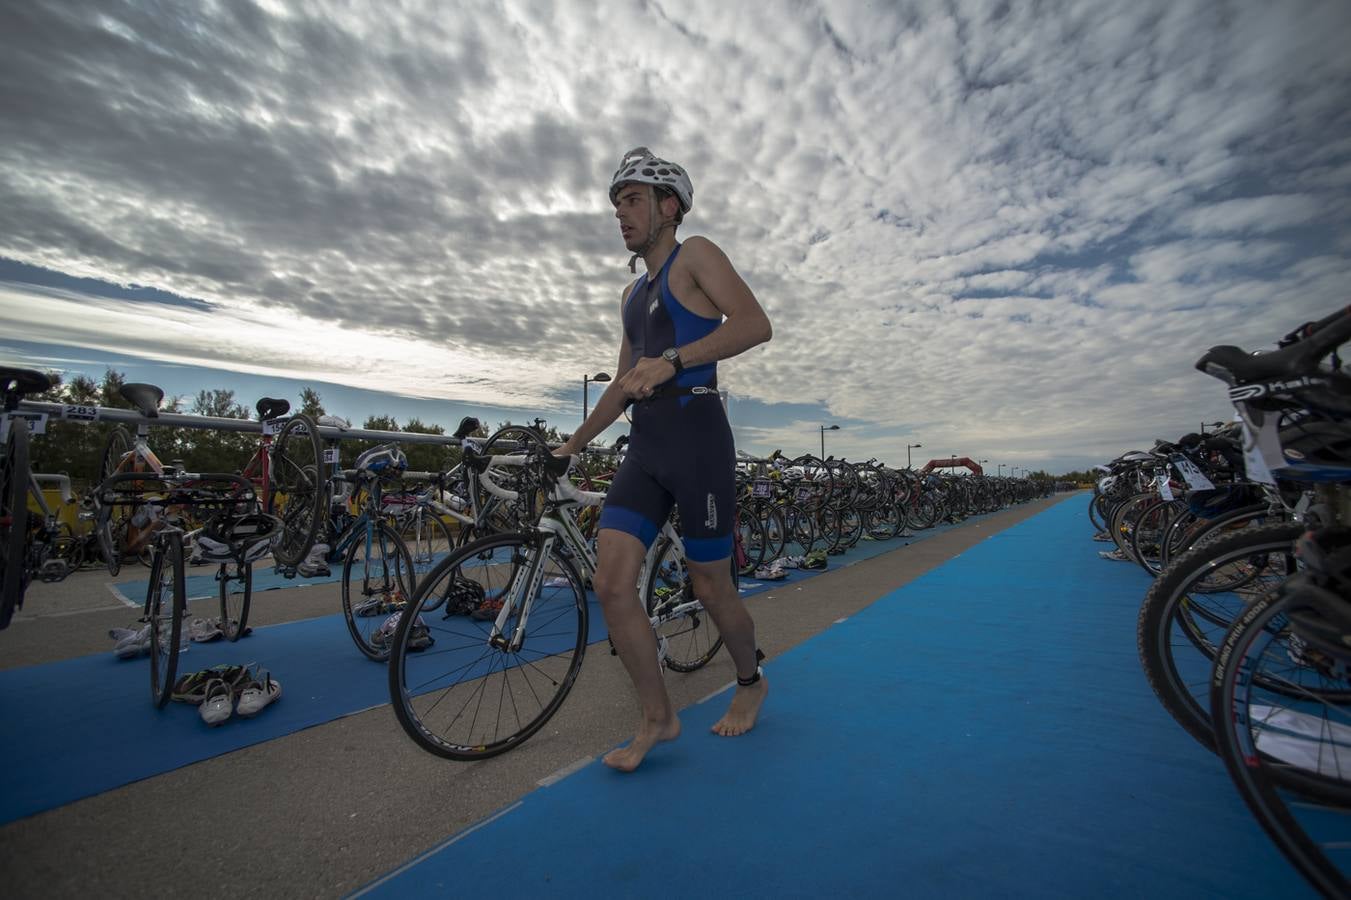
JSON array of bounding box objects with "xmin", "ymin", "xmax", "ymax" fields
[{"xmin": 474, "ymin": 454, "xmax": 701, "ymax": 660}]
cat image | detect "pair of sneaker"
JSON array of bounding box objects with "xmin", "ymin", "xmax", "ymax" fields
[
  {"xmin": 753, "ymin": 560, "xmax": 787, "ymax": 581},
  {"xmin": 200, "ymin": 664, "xmax": 282, "ymax": 726},
  {"xmin": 296, "ymin": 543, "xmax": 332, "ymax": 578},
  {"xmin": 369, "ymin": 612, "xmax": 434, "ymax": 652},
  {"xmin": 1098, "ymin": 548, "xmax": 1131, "ymax": 562},
  {"xmin": 109, "ymin": 623, "xmax": 151, "ymax": 659}
]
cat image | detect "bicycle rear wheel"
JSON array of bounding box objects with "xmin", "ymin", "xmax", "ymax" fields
[
  {"xmin": 147, "ymin": 531, "xmax": 185, "ymax": 709},
  {"xmin": 644, "ymin": 535, "xmax": 725, "ymax": 672},
  {"xmin": 272, "ymin": 414, "xmax": 326, "ymax": 567},
  {"xmin": 399, "ymin": 508, "xmax": 455, "ymax": 575},
  {"xmin": 342, "ymin": 521, "xmax": 416, "ymax": 661},
  {"xmin": 1, "ymin": 417, "xmax": 30, "ymax": 629},
  {"xmin": 1211, "ymin": 591, "xmax": 1351, "ymax": 896},
  {"xmin": 387, "ymin": 530, "xmax": 589, "ymax": 760},
  {"xmin": 218, "ymin": 562, "xmax": 252, "ymax": 641}
]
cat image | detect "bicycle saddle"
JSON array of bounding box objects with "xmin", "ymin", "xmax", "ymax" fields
[
  {"xmin": 0, "ymin": 367, "xmax": 52, "ymax": 399},
  {"xmin": 255, "ymin": 397, "xmax": 290, "ymax": 421},
  {"xmin": 454, "ymin": 416, "xmax": 480, "ymax": 440},
  {"xmin": 120, "ymin": 382, "xmax": 164, "ymax": 418}
]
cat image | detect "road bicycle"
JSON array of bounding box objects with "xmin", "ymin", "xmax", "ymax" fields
[
  {"xmin": 95, "ymin": 467, "xmax": 265, "ymax": 705},
  {"xmin": 386, "ymin": 440, "xmax": 732, "ymax": 760},
  {"xmin": 99, "ymin": 395, "xmax": 324, "ymax": 571}
]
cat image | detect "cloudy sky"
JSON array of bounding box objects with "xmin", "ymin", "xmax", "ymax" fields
[{"xmin": 2, "ymin": 0, "xmax": 1349, "ymax": 474}]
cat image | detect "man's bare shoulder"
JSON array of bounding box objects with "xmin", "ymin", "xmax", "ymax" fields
[{"xmin": 679, "ymin": 234, "xmax": 723, "ymax": 258}]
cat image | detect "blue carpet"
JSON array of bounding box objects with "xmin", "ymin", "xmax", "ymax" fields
[
  {"xmin": 355, "ymin": 497, "xmax": 1312, "ymax": 899},
  {"xmin": 1, "ymin": 515, "xmax": 980, "ymax": 825}
]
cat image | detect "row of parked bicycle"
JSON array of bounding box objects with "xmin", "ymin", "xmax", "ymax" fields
[
  {"xmin": 0, "ymin": 367, "xmax": 1050, "ymax": 725},
  {"xmin": 1091, "ymin": 305, "xmax": 1351, "ymax": 896}
]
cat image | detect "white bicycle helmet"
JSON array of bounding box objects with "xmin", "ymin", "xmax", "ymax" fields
[
  {"xmin": 608, "ymin": 147, "xmax": 693, "ymax": 215},
  {"xmin": 194, "ymin": 513, "xmax": 282, "ymax": 564},
  {"xmin": 355, "ymin": 443, "xmax": 408, "ymax": 475}
]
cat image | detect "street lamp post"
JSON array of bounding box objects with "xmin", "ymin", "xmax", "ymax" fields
[
  {"xmin": 906, "ymin": 442, "xmax": 922, "ymax": 469},
  {"xmin": 998, "ymin": 464, "xmax": 1005, "ymax": 477},
  {"xmin": 583, "ymin": 372, "xmax": 611, "ymax": 422},
  {"xmin": 978, "ymin": 459, "xmax": 989, "ymax": 476},
  {"xmin": 820, "ymin": 424, "xmax": 839, "ymax": 459}
]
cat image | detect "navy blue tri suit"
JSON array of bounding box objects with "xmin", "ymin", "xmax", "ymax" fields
[{"xmin": 598, "ymin": 242, "xmax": 736, "ymax": 562}]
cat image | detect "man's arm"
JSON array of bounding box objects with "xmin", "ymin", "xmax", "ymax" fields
[
  {"xmin": 670, "ymin": 236, "xmax": 772, "ymax": 367},
  {"xmin": 557, "ymin": 285, "xmax": 635, "ymax": 455},
  {"xmin": 617, "ymin": 236, "xmax": 771, "ymax": 397}
]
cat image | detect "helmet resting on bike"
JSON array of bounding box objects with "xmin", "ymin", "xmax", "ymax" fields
[{"xmin": 355, "ymin": 443, "xmax": 408, "ymax": 475}]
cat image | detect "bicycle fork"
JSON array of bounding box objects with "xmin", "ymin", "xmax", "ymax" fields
[{"xmin": 488, "ymin": 524, "xmax": 559, "ymax": 653}]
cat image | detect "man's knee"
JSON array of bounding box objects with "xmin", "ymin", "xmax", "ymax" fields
[{"xmin": 686, "ymin": 558, "xmax": 737, "ymax": 605}]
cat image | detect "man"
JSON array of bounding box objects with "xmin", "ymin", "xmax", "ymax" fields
[{"xmin": 555, "ymin": 147, "xmax": 773, "ymax": 772}]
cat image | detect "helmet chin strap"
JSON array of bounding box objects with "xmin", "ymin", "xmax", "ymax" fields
[{"xmin": 628, "ymin": 185, "xmax": 677, "ymax": 273}]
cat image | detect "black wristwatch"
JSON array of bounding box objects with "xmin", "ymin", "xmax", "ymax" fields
[{"xmin": 662, "ymin": 347, "xmax": 684, "ymax": 374}]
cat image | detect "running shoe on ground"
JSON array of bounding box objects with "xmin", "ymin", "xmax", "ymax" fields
[
  {"xmin": 186, "ymin": 617, "xmax": 223, "ymax": 643},
  {"xmin": 754, "ymin": 561, "xmax": 787, "ymax": 581},
  {"xmin": 1098, "ymin": 548, "xmax": 1131, "ymax": 561},
  {"xmin": 199, "ymin": 678, "xmax": 234, "ymax": 726},
  {"xmin": 113, "ymin": 623, "xmax": 152, "ymax": 659},
  {"xmin": 471, "ymin": 595, "xmax": 505, "ymax": 621},
  {"xmin": 235, "ymin": 667, "xmax": 281, "ymax": 717}
]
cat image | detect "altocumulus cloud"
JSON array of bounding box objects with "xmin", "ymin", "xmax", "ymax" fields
[{"xmin": 1, "ymin": 0, "xmax": 1349, "ymax": 470}]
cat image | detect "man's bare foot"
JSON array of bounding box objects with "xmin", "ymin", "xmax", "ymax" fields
[
  {"xmin": 603, "ymin": 715, "xmax": 681, "ymax": 772},
  {"xmin": 711, "ymin": 676, "xmax": 768, "ymax": 736}
]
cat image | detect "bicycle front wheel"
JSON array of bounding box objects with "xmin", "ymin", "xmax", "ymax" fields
[
  {"xmin": 1211, "ymin": 590, "xmax": 1351, "ymax": 896},
  {"xmin": 1136, "ymin": 521, "xmax": 1302, "ymax": 751},
  {"xmin": 1, "ymin": 416, "xmax": 30, "ymax": 629},
  {"xmin": 342, "ymin": 521, "xmax": 416, "ymax": 661},
  {"xmin": 644, "ymin": 535, "xmax": 725, "ymax": 672},
  {"xmin": 218, "ymin": 562, "xmax": 252, "ymax": 641},
  {"xmin": 271, "ymin": 414, "xmax": 326, "ymax": 567},
  {"xmin": 147, "ymin": 532, "xmax": 185, "ymax": 708},
  {"xmin": 388, "ymin": 531, "xmax": 589, "ymax": 760}
]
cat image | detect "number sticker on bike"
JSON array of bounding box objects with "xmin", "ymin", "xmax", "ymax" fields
[
  {"xmin": 1155, "ymin": 474, "xmax": 1173, "ymax": 501},
  {"xmin": 62, "ymin": 404, "xmax": 99, "ymax": 422},
  {"xmin": 752, "ymin": 480, "xmax": 772, "ymax": 499},
  {"xmin": 323, "ymin": 448, "xmax": 340, "ymax": 464},
  {"xmin": 1169, "ymin": 455, "xmax": 1214, "ymax": 490},
  {"xmin": 1236, "ymin": 407, "xmax": 1282, "ymax": 486},
  {"xmin": 262, "ymin": 418, "xmax": 285, "ymax": 436},
  {"xmin": 1, "ymin": 411, "xmax": 48, "ymax": 439},
  {"xmin": 795, "ymin": 487, "xmax": 812, "ymax": 502}
]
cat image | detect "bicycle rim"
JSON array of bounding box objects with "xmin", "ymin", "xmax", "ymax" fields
[
  {"xmin": 342, "ymin": 522, "xmax": 416, "ymax": 661},
  {"xmin": 218, "ymin": 562, "xmax": 252, "ymax": 641},
  {"xmin": 645, "ymin": 537, "xmax": 724, "ymax": 672},
  {"xmin": 1212, "ymin": 592, "xmax": 1351, "ymax": 896},
  {"xmin": 148, "ymin": 533, "xmax": 184, "ymax": 709},
  {"xmin": 388, "ymin": 531, "xmax": 588, "ymax": 759},
  {"xmin": 1137, "ymin": 522, "xmax": 1302, "ymax": 751}
]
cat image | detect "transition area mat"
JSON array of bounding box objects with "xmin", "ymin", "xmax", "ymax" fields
[
  {"xmin": 355, "ymin": 498, "xmax": 1312, "ymax": 899},
  {"xmin": 0, "ymin": 514, "xmax": 988, "ymax": 826}
]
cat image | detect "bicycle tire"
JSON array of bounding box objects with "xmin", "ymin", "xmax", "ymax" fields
[
  {"xmin": 1136, "ymin": 521, "xmax": 1303, "ymax": 752},
  {"xmin": 342, "ymin": 520, "xmax": 416, "ymax": 661},
  {"xmin": 218, "ymin": 562, "xmax": 252, "ymax": 641},
  {"xmin": 1211, "ymin": 591, "xmax": 1351, "ymax": 897},
  {"xmin": 1130, "ymin": 497, "xmax": 1182, "ymax": 577},
  {"xmin": 1, "ymin": 417, "xmax": 30, "ymax": 629},
  {"xmin": 644, "ymin": 535, "xmax": 726, "ymax": 672},
  {"xmin": 94, "ymin": 425, "xmax": 134, "ymax": 577},
  {"xmin": 782, "ymin": 502, "xmax": 817, "ymax": 556},
  {"xmin": 398, "ymin": 507, "xmax": 455, "ymax": 575},
  {"xmin": 272, "ymin": 414, "xmax": 326, "ymax": 567},
  {"xmin": 387, "ymin": 530, "xmax": 588, "ymax": 760},
  {"xmin": 736, "ymin": 511, "xmax": 766, "ymax": 575},
  {"xmin": 756, "ymin": 503, "xmax": 787, "ymax": 563},
  {"xmin": 147, "ymin": 531, "xmax": 185, "ymax": 709}
]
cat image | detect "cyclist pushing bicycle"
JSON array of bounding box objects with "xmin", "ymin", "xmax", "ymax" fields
[{"xmin": 554, "ymin": 147, "xmax": 773, "ymax": 771}]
